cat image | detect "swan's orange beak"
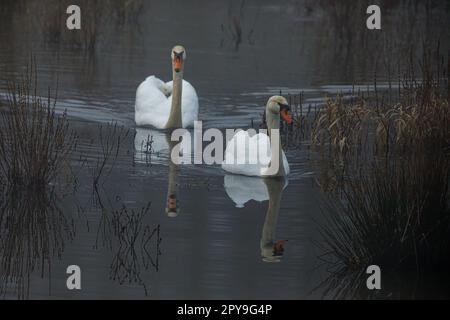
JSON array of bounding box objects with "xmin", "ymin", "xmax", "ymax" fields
[
  {"xmin": 173, "ymin": 56, "xmax": 183, "ymax": 73},
  {"xmin": 279, "ymin": 104, "xmax": 293, "ymax": 124}
]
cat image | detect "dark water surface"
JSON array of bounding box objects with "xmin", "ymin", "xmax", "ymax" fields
[{"xmin": 0, "ymin": 0, "xmax": 449, "ymax": 299}]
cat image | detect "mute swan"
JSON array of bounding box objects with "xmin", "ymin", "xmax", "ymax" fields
[
  {"xmin": 135, "ymin": 45, "xmax": 199, "ymax": 129},
  {"xmin": 222, "ymin": 96, "xmax": 293, "ymax": 177}
]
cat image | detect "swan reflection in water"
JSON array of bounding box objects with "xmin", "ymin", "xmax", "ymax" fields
[
  {"xmin": 134, "ymin": 128, "xmax": 289, "ymax": 260},
  {"xmin": 134, "ymin": 128, "xmax": 187, "ymax": 217},
  {"xmin": 165, "ymin": 135, "xmax": 182, "ymax": 217},
  {"xmin": 224, "ymin": 175, "xmax": 288, "ymax": 262}
]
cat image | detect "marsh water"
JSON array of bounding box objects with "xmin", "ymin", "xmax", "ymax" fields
[{"xmin": 0, "ymin": 0, "xmax": 449, "ymax": 299}]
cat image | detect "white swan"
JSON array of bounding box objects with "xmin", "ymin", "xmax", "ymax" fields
[
  {"xmin": 135, "ymin": 45, "xmax": 199, "ymax": 129},
  {"xmin": 222, "ymin": 96, "xmax": 293, "ymax": 177}
]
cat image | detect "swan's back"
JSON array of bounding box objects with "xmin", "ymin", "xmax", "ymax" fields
[
  {"xmin": 135, "ymin": 76, "xmax": 170, "ymax": 128},
  {"xmin": 135, "ymin": 76, "xmax": 199, "ymax": 129},
  {"xmin": 222, "ymin": 130, "xmax": 290, "ymax": 177}
]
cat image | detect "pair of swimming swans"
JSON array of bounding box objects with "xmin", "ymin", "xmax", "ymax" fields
[
  {"xmin": 134, "ymin": 45, "xmax": 293, "ymax": 178},
  {"xmin": 134, "ymin": 45, "xmax": 290, "ymax": 260}
]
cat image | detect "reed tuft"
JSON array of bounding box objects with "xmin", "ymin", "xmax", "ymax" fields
[
  {"xmin": 316, "ymin": 49, "xmax": 450, "ymax": 283},
  {"xmin": 0, "ymin": 64, "xmax": 77, "ymax": 188}
]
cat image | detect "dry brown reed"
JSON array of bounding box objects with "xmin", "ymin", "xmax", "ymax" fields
[
  {"xmin": 315, "ymin": 48, "xmax": 450, "ymax": 279},
  {"xmin": 0, "ymin": 64, "xmax": 77, "ymax": 188}
]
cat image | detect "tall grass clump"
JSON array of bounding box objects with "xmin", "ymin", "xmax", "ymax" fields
[
  {"xmin": 315, "ymin": 48, "xmax": 450, "ymax": 295},
  {"xmin": 0, "ymin": 66, "xmax": 77, "ymax": 188}
]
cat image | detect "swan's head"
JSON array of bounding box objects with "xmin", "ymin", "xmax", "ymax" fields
[
  {"xmin": 171, "ymin": 45, "xmax": 186, "ymax": 73},
  {"xmin": 267, "ymin": 96, "xmax": 293, "ymax": 124}
]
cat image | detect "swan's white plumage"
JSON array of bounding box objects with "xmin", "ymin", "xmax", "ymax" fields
[
  {"xmin": 221, "ymin": 130, "xmax": 289, "ymax": 177},
  {"xmin": 135, "ymin": 76, "xmax": 199, "ymax": 129}
]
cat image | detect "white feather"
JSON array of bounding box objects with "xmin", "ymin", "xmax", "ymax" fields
[
  {"xmin": 135, "ymin": 76, "xmax": 199, "ymax": 129},
  {"xmin": 221, "ymin": 130, "xmax": 290, "ymax": 177}
]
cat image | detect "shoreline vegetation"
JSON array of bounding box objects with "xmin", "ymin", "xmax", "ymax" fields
[
  {"xmin": 1, "ymin": 0, "xmax": 144, "ymax": 56},
  {"xmin": 0, "ymin": 63, "xmax": 157, "ymax": 299},
  {"xmin": 0, "ymin": 63, "xmax": 77, "ymax": 189},
  {"xmin": 308, "ymin": 47, "xmax": 450, "ymax": 298}
]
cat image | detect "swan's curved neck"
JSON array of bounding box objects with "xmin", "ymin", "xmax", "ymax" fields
[
  {"xmin": 165, "ymin": 70, "xmax": 183, "ymax": 128},
  {"xmin": 266, "ymin": 107, "xmax": 286, "ymax": 176}
]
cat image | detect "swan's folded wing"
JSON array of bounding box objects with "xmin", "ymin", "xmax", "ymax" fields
[
  {"xmin": 222, "ymin": 131, "xmax": 271, "ymax": 177},
  {"xmin": 162, "ymin": 81, "xmax": 173, "ymax": 96},
  {"xmin": 146, "ymin": 76, "xmax": 166, "ymax": 92},
  {"xmin": 136, "ymin": 76, "xmax": 168, "ymax": 107},
  {"xmin": 135, "ymin": 76, "xmax": 170, "ymax": 128}
]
